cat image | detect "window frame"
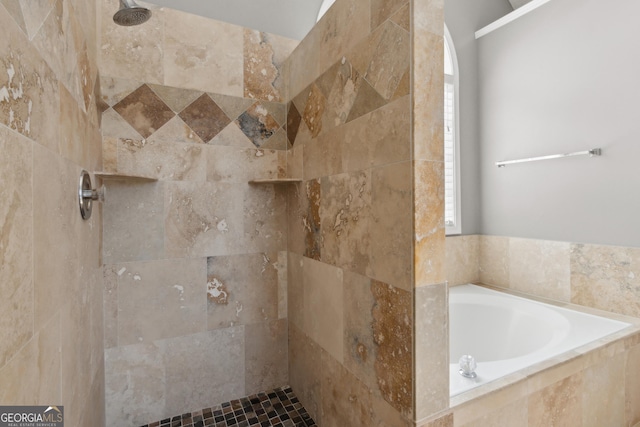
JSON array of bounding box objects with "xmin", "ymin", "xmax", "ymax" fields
[{"xmin": 444, "ymin": 25, "xmax": 462, "ymax": 235}]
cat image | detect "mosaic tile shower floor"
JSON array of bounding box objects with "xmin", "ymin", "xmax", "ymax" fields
[{"xmin": 140, "ymin": 386, "xmax": 317, "ymax": 427}]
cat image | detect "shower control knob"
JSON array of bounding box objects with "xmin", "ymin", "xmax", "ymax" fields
[{"xmin": 458, "ymin": 355, "xmax": 477, "ymax": 378}]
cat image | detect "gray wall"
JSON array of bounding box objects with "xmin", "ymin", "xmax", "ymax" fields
[
  {"xmin": 445, "ymin": 0, "xmax": 513, "ymax": 235},
  {"xmin": 144, "ymin": 0, "xmax": 322, "ymax": 40},
  {"xmin": 478, "ymin": 0, "xmax": 640, "ymax": 247}
]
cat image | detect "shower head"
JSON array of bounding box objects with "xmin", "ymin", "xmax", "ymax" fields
[{"xmin": 113, "ymin": 0, "xmax": 152, "ymax": 26}]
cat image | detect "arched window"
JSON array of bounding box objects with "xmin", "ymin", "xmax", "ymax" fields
[{"xmin": 444, "ymin": 26, "xmax": 461, "ymax": 234}]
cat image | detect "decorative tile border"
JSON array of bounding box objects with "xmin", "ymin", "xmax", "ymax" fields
[
  {"xmin": 139, "ymin": 387, "xmax": 316, "ymax": 427},
  {"xmin": 102, "ymin": 77, "xmax": 287, "ymax": 150}
]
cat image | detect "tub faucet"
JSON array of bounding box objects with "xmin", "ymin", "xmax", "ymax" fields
[{"xmin": 458, "ymin": 355, "xmax": 477, "ymax": 378}]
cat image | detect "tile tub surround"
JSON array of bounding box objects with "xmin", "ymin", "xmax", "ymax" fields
[
  {"xmin": 445, "ymin": 235, "xmax": 640, "ymax": 425},
  {"xmin": 446, "ymin": 235, "xmax": 640, "ymax": 318},
  {"xmin": 139, "ymin": 387, "xmax": 317, "ymax": 427},
  {"xmin": 0, "ymin": 0, "xmax": 104, "ymax": 426},
  {"xmin": 449, "ymin": 317, "xmax": 640, "ymax": 426}
]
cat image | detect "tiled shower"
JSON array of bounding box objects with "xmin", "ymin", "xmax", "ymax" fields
[
  {"xmin": 1, "ymin": 0, "xmax": 447, "ymax": 425},
  {"xmin": 5, "ymin": 0, "xmax": 638, "ymax": 425}
]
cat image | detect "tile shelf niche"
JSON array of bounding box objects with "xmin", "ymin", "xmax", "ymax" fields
[
  {"xmin": 94, "ymin": 172, "xmax": 158, "ymax": 182},
  {"xmin": 475, "ymin": 0, "xmax": 553, "ymax": 39},
  {"xmin": 248, "ymin": 178, "xmax": 302, "ymax": 184}
]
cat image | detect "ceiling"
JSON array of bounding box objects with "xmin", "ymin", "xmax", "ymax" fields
[{"xmin": 144, "ymin": 0, "xmax": 325, "ymax": 40}]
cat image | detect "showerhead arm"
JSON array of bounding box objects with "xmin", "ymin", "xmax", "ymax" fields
[{"xmin": 113, "ymin": 0, "xmax": 152, "ymax": 26}]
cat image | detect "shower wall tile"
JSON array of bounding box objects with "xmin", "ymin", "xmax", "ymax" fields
[
  {"xmin": 101, "ymin": 107, "xmax": 144, "ymax": 140},
  {"xmin": 206, "ymin": 253, "xmax": 279, "ymax": 329},
  {"xmin": 371, "ymin": 281, "xmax": 413, "ymax": 416},
  {"xmin": 116, "ymin": 136, "xmax": 207, "ymax": 182},
  {"xmin": 321, "ymin": 350, "xmax": 411, "ymax": 427},
  {"xmin": 446, "ymin": 235, "xmax": 480, "ymax": 286},
  {"xmin": 0, "ymin": 127, "xmax": 34, "ymax": 368},
  {"xmin": 414, "ymin": 160, "xmax": 446, "ymax": 287},
  {"xmin": 208, "ymin": 122, "xmax": 256, "ymax": 148},
  {"xmin": 179, "ymin": 93, "xmax": 231, "ymax": 143},
  {"xmin": 320, "ymin": 170, "xmax": 372, "ymax": 275},
  {"xmin": 415, "ymin": 283, "xmax": 449, "ymax": 420},
  {"xmin": 327, "ymin": 95, "xmax": 409, "ymax": 173},
  {"xmin": 59, "ymin": 84, "xmax": 100, "ymax": 169},
  {"xmin": 0, "ymin": 10, "xmax": 60, "ymax": 152},
  {"xmin": 105, "ymin": 328, "xmax": 247, "ymax": 427},
  {"xmin": 288, "ymin": 324, "xmax": 323, "ymax": 424},
  {"xmin": 105, "ymin": 341, "xmax": 167, "ymax": 427},
  {"xmin": 412, "ymin": 28, "xmax": 444, "ymax": 162},
  {"xmin": 209, "ymin": 93, "xmax": 258, "ymax": 122},
  {"xmin": 0, "ymin": 314, "xmax": 61, "ymax": 405},
  {"xmin": 571, "ymin": 243, "xmax": 640, "ymax": 318},
  {"xmin": 33, "ymin": 145, "xmax": 81, "ymax": 330},
  {"xmin": 361, "ymin": 21, "xmax": 410, "ymax": 101},
  {"xmin": 277, "ymin": 251, "xmax": 288, "ymax": 319},
  {"xmin": 287, "ymin": 252, "xmax": 305, "ymax": 329},
  {"xmin": 242, "ymin": 184, "xmax": 287, "ymax": 253},
  {"xmin": 100, "ymin": 75, "xmax": 146, "ymax": 107},
  {"xmin": 163, "ymin": 9, "xmax": 243, "ymax": 96},
  {"xmin": 206, "ymin": 146, "xmax": 285, "ymax": 183},
  {"xmin": 99, "ymin": 0, "xmax": 164, "ymax": 85},
  {"xmin": 114, "ymin": 258, "xmax": 207, "ymax": 346},
  {"xmin": 102, "ymin": 180, "xmax": 165, "ymax": 264},
  {"xmin": 244, "ymin": 319, "xmax": 288, "ymax": 394},
  {"xmin": 164, "ymin": 328, "xmax": 245, "ymax": 416},
  {"xmin": 287, "ymin": 0, "xmax": 371, "ymax": 99},
  {"xmin": 102, "ymin": 73, "xmax": 288, "ymax": 424},
  {"xmin": 369, "ymin": 161, "xmax": 413, "ymax": 291},
  {"xmin": 31, "ymin": 0, "xmax": 91, "ymax": 109},
  {"xmin": 0, "ymin": 0, "xmax": 27, "ymax": 35},
  {"xmin": 243, "ymin": 29, "xmax": 295, "ymax": 102},
  {"xmin": 0, "ymin": 0, "xmax": 103, "ymax": 421},
  {"xmin": 102, "ymin": 79, "xmax": 290, "ymax": 156},
  {"xmin": 19, "ymin": 0, "xmax": 58, "ymax": 40},
  {"xmin": 164, "ymin": 181, "xmax": 244, "ymax": 258},
  {"xmin": 113, "ymin": 84, "xmax": 175, "ymax": 138},
  {"xmin": 509, "ymin": 238, "xmax": 571, "ymax": 302},
  {"xmin": 149, "ymin": 84, "xmax": 204, "ymax": 114},
  {"xmin": 343, "ymin": 271, "xmax": 377, "ymax": 393},
  {"xmin": 103, "ymin": 265, "xmax": 119, "ymax": 349},
  {"xmin": 142, "ymin": 115, "xmax": 204, "ymax": 145},
  {"xmin": 371, "ymin": 0, "xmax": 408, "ymax": 30},
  {"xmin": 302, "ymin": 257, "xmax": 344, "ymax": 363}
]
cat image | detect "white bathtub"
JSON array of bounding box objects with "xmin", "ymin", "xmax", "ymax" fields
[{"xmin": 449, "ymin": 284, "xmax": 631, "ymax": 397}]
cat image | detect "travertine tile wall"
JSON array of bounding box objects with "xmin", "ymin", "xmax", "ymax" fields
[
  {"xmin": 445, "ymin": 234, "xmax": 640, "ymax": 426},
  {"xmin": 285, "ymin": 0, "xmax": 448, "ymax": 425},
  {"xmin": 0, "ymin": 1, "xmax": 105, "ymax": 426},
  {"xmin": 447, "ymin": 235, "xmax": 640, "ymax": 319},
  {"xmin": 98, "ymin": 4, "xmax": 298, "ymax": 426}
]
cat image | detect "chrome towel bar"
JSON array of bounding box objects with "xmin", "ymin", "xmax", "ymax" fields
[{"xmin": 496, "ymin": 148, "xmax": 602, "ymax": 168}]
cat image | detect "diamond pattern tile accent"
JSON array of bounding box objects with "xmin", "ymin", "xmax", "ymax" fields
[
  {"xmin": 286, "ymin": 102, "xmax": 301, "ymax": 146},
  {"xmin": 113, "ymin": 84, "xmax": 176, "ymax": 138},
  {"xmin": 179, "ymin": 94, "xmax": 232, "ymax": 143},
  {"xmin": 236, "ymin": 102, "xmax": 281, "ymax": 148}
]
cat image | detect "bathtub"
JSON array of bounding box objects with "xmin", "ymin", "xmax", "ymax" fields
[{"xmin": 449, "ymin": 284, "xmax": 632, "ymax": 397}]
